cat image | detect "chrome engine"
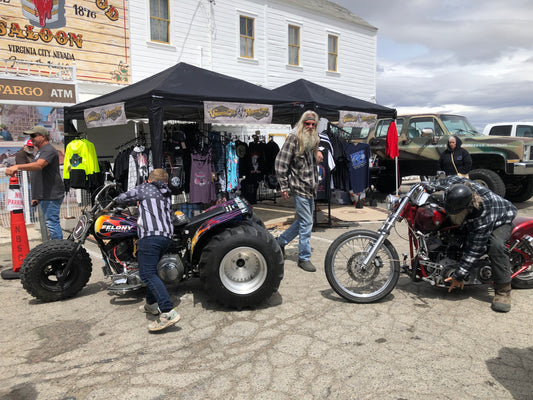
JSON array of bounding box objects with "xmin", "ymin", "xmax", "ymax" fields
[
  {"xmin": 414, "ymin": 230, "xmax": 494, "ymax": 287},
  {"xmin": 157, "ymin": 254, "xmax": 185, "ymax": 284}
]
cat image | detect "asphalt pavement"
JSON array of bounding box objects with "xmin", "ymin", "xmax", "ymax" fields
[{"xmin": 0, "ymin": 190, "xmax": 532, "ymax": 399}]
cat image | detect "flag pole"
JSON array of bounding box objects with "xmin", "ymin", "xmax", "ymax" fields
[{"xmin": 395, "ymin": 156, "xmax": 399, "ymax": 195}]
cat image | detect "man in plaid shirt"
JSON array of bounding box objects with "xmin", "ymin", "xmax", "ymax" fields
[
  {"xmin": 275, "ymin": 110, "xmax": 323, "ymax": 272},
  {"xmin": 443, "ymin": 175, "xmax": 517, "ymax": 312}
]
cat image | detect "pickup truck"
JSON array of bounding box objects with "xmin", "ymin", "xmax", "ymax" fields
[
  {"xmin": 335, "ymin": 113, "xmax": 533, "ymax": 202},
  {"xmin": 483, "ymin": 122, "xmax": 533, "ymax": 137}
]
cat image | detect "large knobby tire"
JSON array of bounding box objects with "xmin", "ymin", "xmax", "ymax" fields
[
  {"xmin": 504, "ymin": 175, "xmax": 533, "ymax": 203},
  {"xmin": 468, "ymin": 169, "xmax": 506, "ymax": 198},
  {"xmin": 20, "ymin": 240, "xmax": 92, "ymax": 302},
  {"xmin": 198, "ymin": 224, "xmax": 284, "ymax": 309},
  {"xmin": 325, "ymin": 229, "xmax": 400, "ymax": 303},
  {"xmin": 243, "ymin": 213, "xmax": 266, "ymax": 230}
]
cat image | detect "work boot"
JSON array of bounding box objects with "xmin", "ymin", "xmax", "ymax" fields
[
  {"xmin": 491, "ymin": 282, "xmax": 512, "ymax": 313},
  {"xmin": 298, "ymin": 259, "xmax": 316, "ymax": 272}
]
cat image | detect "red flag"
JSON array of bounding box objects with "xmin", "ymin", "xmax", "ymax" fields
[{"xmin": 385, "ymin": 121, "xmax": 399, "ymax": 158}]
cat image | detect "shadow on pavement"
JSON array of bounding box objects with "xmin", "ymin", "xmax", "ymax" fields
[{"xmin": 486, "ymin": 346, "xmax": 533, "ymax": 399}]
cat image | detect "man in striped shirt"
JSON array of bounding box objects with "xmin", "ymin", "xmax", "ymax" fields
[
  {"xmin": 115, "ymin": 168, "xmax": 181, "ymax": 331},
  {"xmin": 443, "ymin": 176, "xmax": 517, "ymax": 312}
]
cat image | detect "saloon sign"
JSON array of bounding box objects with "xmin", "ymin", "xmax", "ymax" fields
[{"xmin": 0, "ymin": 0, "xmax": 130, "ymax": 84}]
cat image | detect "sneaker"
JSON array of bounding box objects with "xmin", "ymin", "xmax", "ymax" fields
[
  {"xmin": 139, "ymin": 302, "xmax": 160, "ymax": 315},
  {"xmin": 298, "ymin": 259, "xmax": 316, "ymax": 272},
  {"xmin": 148, "ymin": 308, "xmax": 181, "ymax": 332}
]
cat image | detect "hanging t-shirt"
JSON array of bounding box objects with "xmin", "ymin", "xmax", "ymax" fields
[
  {"xmin": 190, "ymin": 151, "xmax": 216, "ymax": 204},
  {"xmin": 127, "ymin": 146, "xmax": 152, "ymax": 190},
  {"xmin": 317, "ymin": 139, "xmax": 336, "ymax": 200},
  {"xmin": 226, "ymin": 141, "xmax": 239, "ymax": 192},
  {"xmin": 248, "ymin": 141, "xmax": 265, "ymax": 183},
  {"xmin": 344, "ymin": 142, "xmax": 370, "ymax": 194}
]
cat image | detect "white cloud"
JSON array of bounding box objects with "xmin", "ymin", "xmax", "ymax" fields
[{"xmin": 333, "ymin": 0, "xmax": 533, "ymax": 129}]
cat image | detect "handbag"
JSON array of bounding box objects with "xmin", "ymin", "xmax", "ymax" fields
[{"xmin": 451, "ymin": 154, "xmax": 469, "ymax": 179}]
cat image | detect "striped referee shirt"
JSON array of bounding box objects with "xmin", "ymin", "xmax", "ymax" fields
[
  {"xmin": 446, "ymin": 176, "xmax": 517, "ymax": 273},
  {"xmin": 115, "ymin": 181, "xmax": 173, "ymax": 240},
  {"xmin": 275, "ymin": 132, "xmax": 318, "ymax": 199}
]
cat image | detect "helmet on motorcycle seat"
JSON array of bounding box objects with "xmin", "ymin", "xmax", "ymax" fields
[{"xmin": 445, "ymin": 184, "xmax": 472, "ymax": 215}]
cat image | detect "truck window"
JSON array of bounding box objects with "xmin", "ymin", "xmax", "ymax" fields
[
  {"xmin": 375, "ymin": 119, "xmax": 393, "ymax": 138},
  {"xmin": 489, "ymin": 125, "xmax": 512, "ymax": 136},
  {"xmin": 375, "ymin": 118, "xmax": 403, "ymax": 138},
  {"xmin": 408, "ymin": 117, "xmax": 442, "ymax": 138},
  {"xmin": 517, "ymin": 125, "xmax": 533, "ymax": 137},
  {"xmin": 441, "ymin": 115, "xmax": 477, "ymax": 135}
]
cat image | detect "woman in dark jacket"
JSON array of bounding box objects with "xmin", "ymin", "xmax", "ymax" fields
[{"xmin": 439, "ymin": 135, "xmax": 472, "ymax": 176}]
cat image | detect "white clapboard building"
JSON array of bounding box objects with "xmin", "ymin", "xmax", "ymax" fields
[{"xmin": 129, "ymin": 0, "xmax": 378, "ymax": 103}]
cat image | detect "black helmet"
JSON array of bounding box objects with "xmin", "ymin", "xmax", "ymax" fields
[{"xmin": 445, "ymin": 184, "xmax": 472, "ymax": 214}]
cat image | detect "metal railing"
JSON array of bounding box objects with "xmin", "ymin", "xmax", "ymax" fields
[
  {"xmin": 0, "ymin": 168, "xmax": 90, "ymax": 228},
  {"xmin": 0, "ymin": 59, "xmax": 76, "ymax": 81}
]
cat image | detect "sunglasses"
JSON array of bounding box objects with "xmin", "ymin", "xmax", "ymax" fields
[
  {"xmin": 29, "ymin": 134, "xmax": 37, "ymax": 138},
  {"xmin": 304, "ymin": 121, "xmax": 316, "ymax": 127}
]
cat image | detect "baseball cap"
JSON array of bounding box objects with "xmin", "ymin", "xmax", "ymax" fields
[
  {"xmin": 24, "ymin": 139, "xmax": 33, "ymax": 147},
  {"xmin": 23, "ymin": 125, "xmax": 48, "ymax": 136}
]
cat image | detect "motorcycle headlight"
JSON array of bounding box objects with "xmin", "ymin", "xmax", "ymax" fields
[{"xmin": 386, "ymin": 194, "xmax": 400, "ymax": 211}]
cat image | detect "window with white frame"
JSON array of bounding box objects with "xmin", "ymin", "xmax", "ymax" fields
[
  {"xmin": 240, "ymin": 15, "xmax": 254, "ymax": 58},
  {"xmin": 288, "ymin": 25, "xmax": 300, "ymax": 65},
  {"xmin": 328, "ymin": 34, "xmax": 338, "ymax": 72},
  {"xmin": 150, "ymin": 0, "xmax": 170, "ymax": 43}
]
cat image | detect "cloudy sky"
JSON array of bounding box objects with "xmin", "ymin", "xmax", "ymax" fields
[{"xmin": 334, "ymin": 0, "xmax": 533, "ymax": 130}]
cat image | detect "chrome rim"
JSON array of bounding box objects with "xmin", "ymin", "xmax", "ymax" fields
[
  {"xmin": 331, "ymin": 235, "xmax": 396, "ymax": 298},
  {"xmin": 219, "ymin": 246, "xmax": 268, "ymax": 294}
]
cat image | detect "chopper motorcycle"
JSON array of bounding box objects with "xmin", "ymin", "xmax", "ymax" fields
[
  {"xmin": 325, "ymin": 175, "xmax": 533, "ymax": 303},
  {"xmin": 20, "ymin": 183, "xmax": 284, "ymax": 309}
]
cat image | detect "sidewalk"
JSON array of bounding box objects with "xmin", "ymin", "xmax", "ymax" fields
[{"xmin": 252, "ymin": 196, "xmax": 388, "ymax": 229}]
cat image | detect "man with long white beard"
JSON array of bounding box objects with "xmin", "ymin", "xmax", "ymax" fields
[
  {"xmin": 275, "ymin": 110, "xmax": 323, "ymax": 272},
  {"xmin": 443, "ymin": 176, "xmax": 517, "ymax": 312}
]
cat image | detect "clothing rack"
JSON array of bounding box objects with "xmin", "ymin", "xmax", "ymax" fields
[
  {"xmin": 115, "ymin": 132, "xmax": 146, "ymax": 151},
  {"xmin": 314, "ymin": 123, "xmax": 333, "ymax": 229}
]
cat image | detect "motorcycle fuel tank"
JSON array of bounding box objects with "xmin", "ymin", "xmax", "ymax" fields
[
  {"xmin": 94, "ymin": 214, "xmax": 138, "ymax": 239},
  {"xmin": 414, "ymin": 204, "xmax": 447, "ymax": 233}
]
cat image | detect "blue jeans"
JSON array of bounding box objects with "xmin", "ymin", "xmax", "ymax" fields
[
  {"xmin": 137, "ymin": 236, "xmax": 173, "ymax": 312},
  {"xmin": 278, "ymin": 195, "xmax": 314, "ymax": 261},
  {"xmin": 40, "ymin": 197, "xmax": 64, "ymax": 240}
]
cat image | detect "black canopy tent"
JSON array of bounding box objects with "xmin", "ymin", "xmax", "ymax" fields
[
  {"xmin": 271, "ymin": 78, "xmax": 396, "ymax": 125},
  {"xmin": 64, "ymin": 62, "xmax": 296, "ymax": 168}
]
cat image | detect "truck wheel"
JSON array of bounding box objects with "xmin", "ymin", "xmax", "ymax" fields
[
  {"xmin": 504, "ymin": 176, "xmax": 533, "ymax": 203},
  {"xmin": 468, "ymin": 169, "xmax": 506, "ymax": 197},
  {"xmin": 199, "ymin": 224, "xmax": 284, "ymax": 309}
]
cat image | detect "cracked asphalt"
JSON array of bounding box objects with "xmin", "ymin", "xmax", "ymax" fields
[{"xmin": 0, "ymin": 199, "xmax": 532, "ymax": 400}]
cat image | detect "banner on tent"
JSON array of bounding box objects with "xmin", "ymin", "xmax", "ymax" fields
[
  {"xmin": 204, "ymin": 101, "xmax": 272, "ymax": 124},
  {"xmin": 338, "ymin": 111, "xmax": 377, "ymax": 128},
  {"xmin": 84, "ymin": 102, "xmax": 127, "ymax": 128}
]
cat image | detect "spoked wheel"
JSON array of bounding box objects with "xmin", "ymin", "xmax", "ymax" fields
[
  {"xmin": 325, "ymin": 229, "xmax": 400, "ymax": 303},
  {"xmin": 510, "ymin": 249, "xmax": 533, "ymax": 289},
  {"xmin": 20, "ymin": 240, "xmax": 92, "ymax": 302}
]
